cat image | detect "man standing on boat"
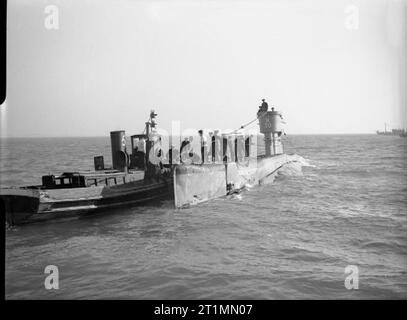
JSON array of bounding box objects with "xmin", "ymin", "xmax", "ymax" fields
[
  {"xmin": 180, "ymin": 137, "xmax": 190, "ymax": 164},
  {"xmin": 213, "ymin": 130, "xmax": 222, "ymax": 162},
  {"xmin": 198, "ymin": 130, "xmax": 208, "ymax": 164},
  {"xmin": 208, "ymin": 131, "xmax": 215, "ymax": 162}
]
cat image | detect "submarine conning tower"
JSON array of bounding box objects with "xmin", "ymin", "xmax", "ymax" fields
[
  {"xmin": 110, "ymin": 130, "xmax": 128, "ymax": 172},
  {"xmin": 258, "ymin": 106, "xmax": 284, "ymax": 156}
]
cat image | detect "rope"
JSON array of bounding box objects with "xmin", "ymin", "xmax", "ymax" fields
[{"xmin": 231, "ymin": 111, "xmax": 268, "ymax": 133}]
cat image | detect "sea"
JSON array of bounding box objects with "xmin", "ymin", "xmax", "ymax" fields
[{"xmin": 2, "ymin": 134, "xmax": 407, "ymax": 299}]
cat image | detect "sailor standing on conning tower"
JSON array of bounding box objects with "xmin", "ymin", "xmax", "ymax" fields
[{"xmin": 260, "ymin": 99, "xmax": 268, "ymax": 112}]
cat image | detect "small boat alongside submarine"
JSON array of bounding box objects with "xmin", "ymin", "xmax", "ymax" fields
[{"xmin": 1, "ymin": 104, "xmax": 301, "ymax": 225}]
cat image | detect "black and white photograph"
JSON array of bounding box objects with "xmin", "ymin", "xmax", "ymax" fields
[{"xmin": 1, "ymin": 0, "xmax": 407, "ymax": 306}]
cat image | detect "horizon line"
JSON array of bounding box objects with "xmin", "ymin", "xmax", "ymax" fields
[{"xmin": 0, "ymin": 133, "xmax": 380, "ymax": 139}]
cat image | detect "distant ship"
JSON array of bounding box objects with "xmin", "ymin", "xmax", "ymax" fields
[{"xmin": 376, "ymin": 123, "xmax": 406, "ymax": 136}]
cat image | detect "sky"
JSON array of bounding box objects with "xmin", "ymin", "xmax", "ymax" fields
[{"xmin": 1, "ymin": 0, "xmax": 407, "ymax": 137}]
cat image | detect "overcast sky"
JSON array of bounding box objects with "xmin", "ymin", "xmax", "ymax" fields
[{"xmin": 2, "ymin": 0, "xmax": 407, "ymax": 137}]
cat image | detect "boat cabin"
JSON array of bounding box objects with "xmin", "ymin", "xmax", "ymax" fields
[
  {"xmin": 130, "ymin": 134, "xmax": 148, "ymax": 170},
  {"xmin": 41, "ymin": 170, "xmax": 144, "ymax": 189}
]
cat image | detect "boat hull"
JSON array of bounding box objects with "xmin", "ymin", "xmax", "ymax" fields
[{"xmin": 1, "ymin": 177, "xmax": 173, "ymax": 225}]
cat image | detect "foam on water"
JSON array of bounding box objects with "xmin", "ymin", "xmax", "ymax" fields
[{"xmin": 277, "ymin": 154, "xmax": 315, "ymax": 177}]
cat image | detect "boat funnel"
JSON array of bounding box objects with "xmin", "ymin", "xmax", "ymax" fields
[{"xmin": 110, "ymin": 130, "xmax": 128, "ymax": 171}]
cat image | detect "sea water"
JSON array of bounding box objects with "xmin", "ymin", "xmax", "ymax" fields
[{"xmin": 2, "ymin": 134, "xmax": 407, "ymax": 299}]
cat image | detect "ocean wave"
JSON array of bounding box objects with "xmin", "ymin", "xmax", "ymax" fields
[
  {"xmin": 358, "ymin": 240, "xmax": 407, "ymax": 255},
  {"xmin": 276, "ymin": 155, "xmax": 316, "ymax": 177},
  {"xmin": 288, "ymin": 154, "xmax": 316, "ymax": 167}
]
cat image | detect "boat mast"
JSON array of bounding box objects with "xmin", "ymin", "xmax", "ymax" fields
[{"xmin": 145, "ymin": 110, "xmax": 157, "ymax": 137}]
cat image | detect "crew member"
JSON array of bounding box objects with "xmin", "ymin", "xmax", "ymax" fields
[
  {"xmin": 180, "ymin": 137, "xmax": 193, "ymax": 164},
  {"xmin": 198, "ymin": 130, "xmax": 207, "ymax": 164},
  {"xmin": 213, "ymin": 130, "xmax": 222, "ymax": 162},
  {"xmin": 260, "ymin": 99, "xmax": 268, "ymax": 112},
  {"xmin": 208, "ymin": 131, "xmax": 215, "ymax": 162}
]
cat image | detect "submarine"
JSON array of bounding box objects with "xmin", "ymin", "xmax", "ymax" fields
[{"xmin": 0, "ymin": 103, "xmax": 301, "ymax": 225}]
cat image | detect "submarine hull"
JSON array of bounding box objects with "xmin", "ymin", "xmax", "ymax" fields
[{"xmin": 173, "ymin": 154, "xmax": 298, "ymax": 208}]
